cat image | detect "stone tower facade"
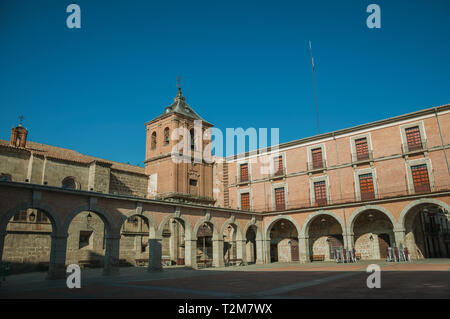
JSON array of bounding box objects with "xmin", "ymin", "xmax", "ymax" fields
[{"xmin": 144, "ymin": 89, "xmax": 215, "ymax": 204}]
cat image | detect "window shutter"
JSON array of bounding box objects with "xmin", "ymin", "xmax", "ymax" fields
[
  {"xmin": 240, "ymin": 164, "xmax": 248, "ymax": 182},
  {"xmin": 274, "ymin": 188, "xmax": 286, "ymax": 210},
  {"xmin": 355, "ymin": 138, "xmax": 369, "ymax": 161},
  {"xmin": 359, "ymin": 173, "xmax": 375, "ymax": 200},
  {"xmin": 314, "ymin": 181, "xmax": 327, "ymax": 206},
  {"xmin": 411, "ymin": 164, "xmax": 430, "ymax": 193},
  {"xmin": 405, "ymin": 126, "xmax": 422, "ymax": 151},
  {"xmin": 241, "ymin": 193, "xmax": 250, "ymax": 210},
  {"xmin": 312, "ymin": 148, "xmax": 323, "ymax": 168}
]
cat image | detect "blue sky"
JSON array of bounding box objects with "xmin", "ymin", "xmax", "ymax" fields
[{"xmin": 1, "ymin": 0, "xmax": 449, "ymax": 166}]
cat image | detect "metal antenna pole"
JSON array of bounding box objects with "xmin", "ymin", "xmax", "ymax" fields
[{"xmin": 309, "ymin": 41, "xmax": 320, "ymax": 134}]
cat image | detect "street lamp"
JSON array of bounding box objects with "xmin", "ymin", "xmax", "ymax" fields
[
  {"xmin": 29, "ymin": 212, "xmax": 35, "ymax": 222},
  {"xmin": 87, "ymin": 212, "xmax": 92, "ymax": 227}
]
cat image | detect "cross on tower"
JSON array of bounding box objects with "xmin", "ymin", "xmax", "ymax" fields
[
  {"xmin": 176, "ymin": 75, "xmax": 182, "ymax": 91},
  {"xmin": 18, "ymin": 115, "xmax": 25, "ymax": 125}
]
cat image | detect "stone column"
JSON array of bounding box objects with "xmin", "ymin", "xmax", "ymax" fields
[
  {"xmin": 264, "ymin": 239, "xmax": 271, "ymax": 264},
  {"xmin": 236, "ymin": 239, "xmax": 247, "ymax": 264},
  {"xmin": 343, "ymin": 233, "xmax": 354, "ymax": 251},
  {"xmin": 394, "ymin": 228, "xmax": 406, "ymax": 248},
  {"xmin": 103, "ymin": 235, "xmax": 120, "ymax": 276},
  {"xmin": 298, "ymin": 236, "xmax": 310, "ymax": 263},
  {"xmin": 47, "ymin": 234, "xmax": 68, "ymax": 280},
  {"xmin": 213, "ymin": 239, "xmax": 224, "ymax": 268},
  {"xmin": 184, "ymin": 239, "xmax": 198, "ymax": 269},
  {"xmin": 148, "ymin": 238, "xmax": 162, "ymax": 271},
  {"xmin": 255, "ymin": 239, "xmax": 265, "ymax": 264}
]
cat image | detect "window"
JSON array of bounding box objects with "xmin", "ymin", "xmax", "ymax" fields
[
  {"xmin": 151, "ymin": 131, "xmax": 157, "ymax": 149},
  {"xmin": 62, "ymin": 177, "xmax": 76, "ymax": 189},
  {"xmin": 355, "ymin": 137, "xmax": 369, "ymax": 161},
  {"xmin": 411, "ymin": 164, "xmax": 431, "ymax": 193},
  {"xmin": 164, "ymin": 127, "xmax": 170, "ymax": 145},
  {"xmin": 190, "ymin": 129, "xmax": 195, "ymax": 150},
  {"xmin": 0, "ymin": 174, "xmax": 11, "ymax": 181},
  {"xmin": 240, "ymin": 163, "xmax": 249, "ymax": 182},
  {"xmin": 13, "ymin": 210, "xmax": 27, "ymax": 222},
  {"xmin": 405, "ymin": 126, "xmax": 422, "ymax": 151},
  {"xmin": 314, "ymin": 181, "xmax": 327, "ymax": 206},
  {"xmin": 311, "ymin": 148, "xmax": 323, "ymax": 169},
  {"xmin": 241, "ymin": 193, "xmax": 250, "ymax": 210},
  {"xmin": 274, "ymin": 156, "xmax": 284, "ymax": 176},
  {"xmin": 359, "ymin": 173, "xmax": 375, "ymax": 200},
  {"xmin": 274, "ymin": 187, "xmax": 286, "ymax": 211},
  {"xmin": 189, "ymin": 179, "xmax": 198, "ymax": 186}
]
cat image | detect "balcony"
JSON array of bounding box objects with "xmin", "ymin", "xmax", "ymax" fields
[
  {"xmin": 307, "ymin": 160, "xmax": 327, "ymax": 172},
  {"xmin": 237, "ymin": 174, "xmax": 251, "ymax": 184},
  {"xmin": 402, "ymin": 139, "xmax": 427, "ymax": 155},
  {"xmin": 351, "ymin": 151, "xmax": 373, "ymax": 164},
  {"xmin": 271, "ymin": 167, "xmax": 286, "ymax": 179}
]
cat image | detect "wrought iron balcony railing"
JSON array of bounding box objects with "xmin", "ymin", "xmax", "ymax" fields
[
  {"xmin": 351, "ymin": 151, "xmax": 373, "ymax": 163},
  {"xmin": 402, "ymin": 139, "xmax": 427, "ymax": 154},
  {"xmin": 308, "ymin": 160, "xmax": 327, "ymax": 171}
]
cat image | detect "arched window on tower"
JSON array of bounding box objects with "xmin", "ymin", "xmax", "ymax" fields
[
  {"xmin": 151, "ymin": 131, "xmax": 157, "ymax": 150},
  {"xmin": 62, "ymin": 177, "xmax": 77, "ymax": 189},
  {"xmin": 164, "ymin": 127, "xmax": 170, "ymax": 145},
  {"xmin": 190, "ymin": 128, "xmax": 195, "ymax": 150}
]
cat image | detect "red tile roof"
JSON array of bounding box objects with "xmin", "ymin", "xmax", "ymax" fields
[{"xmin": 0, "ymin": 139, "xmax": 146, "ymax": 175}]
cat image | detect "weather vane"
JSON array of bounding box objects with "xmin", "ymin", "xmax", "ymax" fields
[
  {"xmin": 18, "ymin": 115, "xmax": 25, "ymax": 125},
  {"xmin": 176, "ymin": 75, "xmax": 182, "ymax": 91}
]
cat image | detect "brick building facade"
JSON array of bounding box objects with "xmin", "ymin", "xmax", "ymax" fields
[{"xmin": 0, "ymin": 90, "xmax": 449, "ymax": 276}]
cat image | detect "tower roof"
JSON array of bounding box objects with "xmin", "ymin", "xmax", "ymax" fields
[{"xmin": 150, "ymin": 89, "xmax": 212, "ymax": 126}]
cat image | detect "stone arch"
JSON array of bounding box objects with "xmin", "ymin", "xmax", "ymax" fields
[
  {"xmin": 348, "ymin": 205, "xmax": 397, "ymax": 234},
  {"xmin": 157, "ymin": 213, "xmax": 192, "ymax": 241},
  {"xmin": 243, "ymin": 220, "xmax": 263, "ymax": 264},
  {"xmin": 118, "ymin": 210, "xmax": 158, "ymax": 239},
  {"xmin": 192, "ymin": 217, "xmax": 220, "ymax": 241},
  {"xmin": 243, "ymin": 220, "xmax": 263, "ymax": 241},
  {"xmin": 220, "ymin": 218, "xmax": 244, "ymax": 241},
  {"xmin": 62, "ymin": 204, "xmax": 117, "ymax": 236},
  {"xmin": 264, "ymin": 215, "xmax": 301, "ymax": 240},
  {"xmin": 0, "ymin": 201, "xmax": 63, "ymax": 236},
  {"xmin": 301, "ymin": 210, "xmax": 346, "ymax": 237},
  {"xmin": 399, "ymin": 198, "xmax": 450, "ymax": 230}
]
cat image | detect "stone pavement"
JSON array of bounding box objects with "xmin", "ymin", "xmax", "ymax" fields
[{"xmin": 0, "ymin": 259, "xmax": 449, "ymax": 298}]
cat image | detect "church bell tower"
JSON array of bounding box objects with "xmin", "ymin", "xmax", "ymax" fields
[{"xmin": 144, "ymin": 87, "xmax": 215, "ymax": 205}]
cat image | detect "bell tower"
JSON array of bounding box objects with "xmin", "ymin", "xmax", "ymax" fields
[{"xmin": 144, "ymin": 88, "xmax": 215, "ymax": 205}]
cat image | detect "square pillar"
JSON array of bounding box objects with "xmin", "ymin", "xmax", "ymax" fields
[
  {"xmin": 184, "ymin": 239, "xmax": 198, "ymax": 269},
  {"xmin": 264, "ymin": 239, "xmax": 271, "ymax": 263},
  {"xmin": 394, "ymin": 229, "xmax": 406, "ymax": 248},
  {"xmin": 298, "ymin": 236, "xmax": 310, "ymax": 263},
  {"xmin": 103, "ymin": 236, "xmax": 120, "ymax": 276},
  {"xmin": 343, "ymin": 233, "xmax": 354, "ymax": 251},
  {"xmin": 255, "ymin": 239, "xmax": 265, "ymax": 264},
  {"xmin": 213, "ymin": 239, "xmax": 224, "ymax": 268},
  {"xmin": 47, "ymin": 235, "xmax": 68, "ymax": 280},
  {"xmin": 236, "ymin": 239, "xmax": 246, "ymax": 264},
  {"xmin": 148, "ymin": 238, "xmax": 162, "ymax": 271}
]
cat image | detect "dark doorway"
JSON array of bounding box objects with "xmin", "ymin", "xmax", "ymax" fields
[
  {"xmin": 290, "ymin": 240, "xmax": 299, "ymax": 261},
  {"xmin": 270, "ymin": 244, "xmax": 278, "ymax": 262},
  {"xmin": 378, "ymin": 233, "xmax": 390, "ymax": 259}
]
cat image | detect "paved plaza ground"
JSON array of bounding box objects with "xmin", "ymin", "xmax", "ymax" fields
[{"xmin": 1, "ymin": 259, "xmax": 449, "ymax": 299}]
